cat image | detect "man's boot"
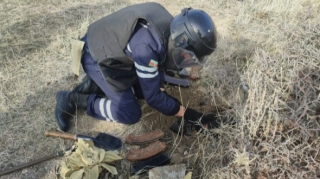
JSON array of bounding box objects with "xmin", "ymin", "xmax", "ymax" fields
[
  {"xmin": 72, "ymin": 75, "xmax": 104, "ymax": 95},
  {"xmin": 54, "ymin": 91, "xmax": 89, "ymax": 132}
]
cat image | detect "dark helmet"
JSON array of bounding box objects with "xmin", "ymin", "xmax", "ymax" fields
[{"xmin": 164, "ymin": 8, "xmax": 217, "ymax": 71}]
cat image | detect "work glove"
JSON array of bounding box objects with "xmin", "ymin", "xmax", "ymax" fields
[
  {"xmin": 170, "ymin": 117, "xmax": 193, "ymax": 136},
  {"xmin": 185, "ymin": 108, "xmax": 220, "ymax": 129},
  {"xmin": 183, "ymin": 108, "xmax": 204, "ymax": 122},
  {"xmin": 170, "ymin": 108, "xmax": 219, "ymax": 136}
]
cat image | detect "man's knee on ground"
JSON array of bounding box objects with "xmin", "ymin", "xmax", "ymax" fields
[{"xmin": 116, "ymin": 109, "xmax": 141, "ymax": 125}]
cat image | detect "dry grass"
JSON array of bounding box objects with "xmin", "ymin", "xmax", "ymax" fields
[
  {"xmin": 1, "ymin": 0, "xmax": 320, "ymax": 179},
  {"xmin": 199, "ymin": 0, "xmax": 320, "ymax": 178}
]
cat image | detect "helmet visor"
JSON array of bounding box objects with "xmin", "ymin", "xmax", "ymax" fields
[{"xmin": 172, "ymin": 48, "xmax": 206, "ymax": 69}]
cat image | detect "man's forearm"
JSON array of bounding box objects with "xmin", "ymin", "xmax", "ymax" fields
[{"xmin": 160, "ymin": 87, "xmax": 184, "ymax": 117}]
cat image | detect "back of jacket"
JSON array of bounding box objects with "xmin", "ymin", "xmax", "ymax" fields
[{"xmin": 87, "ymin": 2, "xmax": 172, "ymax": 91}]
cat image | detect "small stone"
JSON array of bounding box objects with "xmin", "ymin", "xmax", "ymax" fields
[
  {"xmin": 177, "ymin": 146, "xmax": 185, "ymax": 154},
  {"xmin": 171, "ymin": 153, "xmax": 183, "ymax": 164},
  {"xmin": 149, "ymin": 164, "xmax": 186, "ymax": 179},
  {"xmin": 21, "ymin": 169, "xmax": 28, "ymax": 174},
  {"xmin": 199, "ymin": 101, "xmax": 209, "ymax": 106},
  {"xmin": 18, "ymin": 149, "xmax": 24, "ymax": 155}
]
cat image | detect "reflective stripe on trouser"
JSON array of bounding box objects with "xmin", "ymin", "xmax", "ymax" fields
[
  {"xmin": 86, "ymin": 94, "xmax": 141, "ymax": 124},
  {"xmin": 81, "ymin": 34, "xmax": 142, "ymax": 124},
  {"xmin": 95, "ymin": 98, "xmax": 114, "ymax": 122},
  {"xmin": 98, "ymin": 98, "xmax": 115, "ymax": 122}
]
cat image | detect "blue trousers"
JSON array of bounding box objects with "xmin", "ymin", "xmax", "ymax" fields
[{"xmin": 81, "ymin": 35, "xmax": 143, "ymax": 124}]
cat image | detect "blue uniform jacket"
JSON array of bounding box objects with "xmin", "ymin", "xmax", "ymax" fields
[{"xmin": 124, "ymin": 23, "xmax": 180, "ymax": 116}]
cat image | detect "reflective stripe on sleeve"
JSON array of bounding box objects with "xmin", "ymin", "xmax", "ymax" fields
[
  {"xmin": 134, "ymin": 62, "xmax": 157, "ymax": 73},
  {"xmin": 136, "ymin": 70, "xmax": 158, "ymax": 78}
]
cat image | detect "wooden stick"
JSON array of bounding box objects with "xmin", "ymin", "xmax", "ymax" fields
[{"xmin": 44, "ymin": 131, "xmax": 77, "ymax": 140}]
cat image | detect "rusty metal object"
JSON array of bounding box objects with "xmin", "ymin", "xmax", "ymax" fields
[
  {"xmin": 125, "ymin": 129, "xmax": 164, "ymax": 145},
  {"xmin": 126, "ymin": 141, "xmax": 167, "ymax": 162}
]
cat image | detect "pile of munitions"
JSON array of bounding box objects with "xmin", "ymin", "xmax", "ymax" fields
[{"xmin": 0, "ymin": 129, "xmax": 170, "ymax": 177}]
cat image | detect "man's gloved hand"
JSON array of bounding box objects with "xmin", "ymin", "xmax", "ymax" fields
[
  {"xmin": 184, "ymin": 108, "xmax": 219, "ymax": 127},
  {"xmin": 170, "ymin": 108, "xmax": 220, "ymax": 135},
  {"xmin": 200, "ymin": 113, "xmax": 220, "ymax": 129},
  {"xmin": 170, "ymin": 117, "xmax": 193, "ymax": 136},
  {"xmin": 183, "ymin": 108, "xmax": 204, "ymax": 122}
]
